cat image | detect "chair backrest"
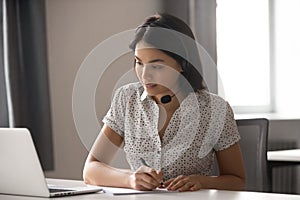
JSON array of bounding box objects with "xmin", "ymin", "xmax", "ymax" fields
[{"xmin": 236, "ymin": 118, "xmax": 271, "ymax": 192}]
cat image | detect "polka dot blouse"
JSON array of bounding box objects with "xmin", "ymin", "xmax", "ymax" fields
[{"xmin": 103, "ymin": 82, "xmax": 240, "ymax": 181}]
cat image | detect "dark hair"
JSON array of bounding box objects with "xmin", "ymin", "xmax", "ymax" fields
[{"xmin": 129, "ymin": 13, "xmax": 206, "ymax": 92}]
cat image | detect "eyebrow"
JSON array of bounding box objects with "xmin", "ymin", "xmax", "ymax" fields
[{"xmin": 135, "ymin": 56, "xmax": 165, "ymax": 64}]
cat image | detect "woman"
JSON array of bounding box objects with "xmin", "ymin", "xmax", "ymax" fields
[{"xmin": 83, "ymin": 13, "xmax": 246, "ymax": 192}]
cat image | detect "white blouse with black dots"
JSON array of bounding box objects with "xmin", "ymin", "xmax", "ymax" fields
[{"xmin": 103, "ymin": 82, "xmax": 240, "ymax": 181}]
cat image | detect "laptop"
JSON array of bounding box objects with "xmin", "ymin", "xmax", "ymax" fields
[{"xmin": 0, "ymin": 128, "xmax": 103, "ymax": 197}]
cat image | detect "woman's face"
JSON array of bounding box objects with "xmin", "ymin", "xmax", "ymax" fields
[{"xmin": 134, "ymin": 41, "xmax": 182, "ymax": 99}]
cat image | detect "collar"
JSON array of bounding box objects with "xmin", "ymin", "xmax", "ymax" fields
[{"xmin": 140, "ymin": 90, "xmax": 148, "ymax": 102}]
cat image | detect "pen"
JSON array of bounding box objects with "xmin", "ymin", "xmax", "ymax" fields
[
  {"xmin": 139, "ymin": 158, "xmax": 164, "ymax": 187},
  {"xmin": 140, "ymin": 158, "xmax": 150, "ymax": 167}
]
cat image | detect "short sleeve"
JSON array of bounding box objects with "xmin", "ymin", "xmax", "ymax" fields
[
  {"xmin": 214, "ymin": 102, "xmax": 240, "ymax": 151},
  {"xmin": 102, "ymin": 87, "xmax": 126, "ymax": 137}
]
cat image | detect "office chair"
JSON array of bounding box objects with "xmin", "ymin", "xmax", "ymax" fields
[
  {"xmin": 237, "ymin": 118, "xmax": 271, "ymax": 192},
  {"xmin": 213, "ymin": 118, "xmax": 271, "ymax": 192}
]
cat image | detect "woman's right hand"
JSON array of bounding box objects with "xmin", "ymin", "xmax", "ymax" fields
[{"xmin": 129, "ymin": 166, "xmax": 163, "ymax": 190}]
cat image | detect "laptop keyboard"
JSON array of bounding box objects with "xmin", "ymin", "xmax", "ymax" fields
[{"xmin": 49, "ymin": 188, "xmax": 74, "ymax": 193}]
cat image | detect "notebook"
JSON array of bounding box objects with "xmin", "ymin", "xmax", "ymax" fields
[{"xmin": 0, "ymin": 128, "xmax": 103, "ymax": 197}]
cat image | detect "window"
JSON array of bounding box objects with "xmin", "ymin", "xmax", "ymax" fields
[
  {"xmin": 217, "ymin": 0, "xmax": 300, "ymax": 116},
  {"xmin": 217, "ymin": 0, "xmax": 271, "ymax": 113}
]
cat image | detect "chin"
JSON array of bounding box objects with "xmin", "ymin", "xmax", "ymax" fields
[{"xmin": 145, "ymin": 90, "xmax": 156, "ymax": 96}]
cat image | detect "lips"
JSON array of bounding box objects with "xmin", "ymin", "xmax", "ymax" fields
[{"xmin": 144, "ymin": 83, "xmax": 157, "ymax": 89}]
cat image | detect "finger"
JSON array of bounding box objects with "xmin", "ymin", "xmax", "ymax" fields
[
  {"xmin": 135, "ymin": 166, "xmax": 164, "ymax": 188},
  {"xmin": 189, "ymin": 183, "xmax": 203, "ymax": 191},
  {"xmin": 140, "ymin": 172, "xmax": 161, "ymax": 188},
  {"xmin": 156, "ymin": 170, "xmax": 164, "ymax": 181},
  {"xmin": 136, "ymin": 166, "xmax": 161, "ymax": 184},
  {"xmin": 166, "ymin": 175, "xmax": 185, "ymax": 190},
  {"xmin": 146, "ymin": 170, "xmax": 163, "ymax": 184},
  {"xmin": 163, "ymin": 178, "xmax": 174, "ymax": 187},
  {"xmin": 134, "ymin": 184, "xmax": 149, "ymax": 191},
  {"xmin": 176, "ymin": 182, "xmax": 194, "ymax": 192},
  {"xmin": 156, "ymin": 171, "xmax": 165, "ymax": 188},
  {"xmin": 134, "ymin": 174, "xmax": 159, "ymax": 190},
  {"xmin": 138, "ymin": 181, "xmax": 157, "ymax": 190},
  {"xmin": 136, "ymin": 165, "xmax": 151, "ymax": 173},
  {"xmin": 137, "ymin": 166, "xmax": 160, "ymax": 178},
  {"xmin": 131, "ymin": 172, "xmax": 158, "ymax": 190},
  {"xmin": 168, "ymin": 179, "xmax": 187, "ymax": 191}
]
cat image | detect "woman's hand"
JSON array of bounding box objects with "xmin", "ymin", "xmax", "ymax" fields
[
  {"xmin": 129, "ymin": 166, "xmax": 163, "ymax": 191},
  {"xmin": 164, "ymin": 175, "xmax": 203, "ymax": 192}
]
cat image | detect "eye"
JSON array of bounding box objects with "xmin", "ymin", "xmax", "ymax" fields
[
  {"xmin": 135, "ymin": 60, "xmax": 143, "ymax": 66},
  {"xmin": 151, "ymin": 64, "xmax": 163, "ymax": 69}
]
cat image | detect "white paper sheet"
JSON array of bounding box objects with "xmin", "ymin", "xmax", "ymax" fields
[{"xmin": 101, "ymin": 186, "xmax": 174, "ymax": 195}]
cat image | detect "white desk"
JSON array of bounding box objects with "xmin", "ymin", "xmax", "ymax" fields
[
  {"xmin": 0, "ymin": 179, "xmax": 299, "ymax": 200},
  {"xmin": 268, "ymin": 149, "xmax": 300, "ymax": 162},
  {"xmin": 268, "ymin": 149, "xmax": 300, "ymax": 168}
]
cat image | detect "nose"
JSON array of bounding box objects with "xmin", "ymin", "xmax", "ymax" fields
[{"xmin": 141, "ymin": 65, "xmax": 153, "ymax": 81}]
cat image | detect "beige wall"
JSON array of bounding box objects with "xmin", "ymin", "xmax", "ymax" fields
[{"xmin": 45, "ymin": 0, "xmax": 161, "ymax": 179}]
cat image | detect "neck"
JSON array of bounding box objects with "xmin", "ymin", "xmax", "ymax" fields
[{"xmin": 158, "ymin": 90, "xmax": 185, "ymax": 111}]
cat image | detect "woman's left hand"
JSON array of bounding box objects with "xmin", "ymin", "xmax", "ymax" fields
[{"xmin": 164, "ymin": 175, "xmax": 203, "ymax": 192}]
